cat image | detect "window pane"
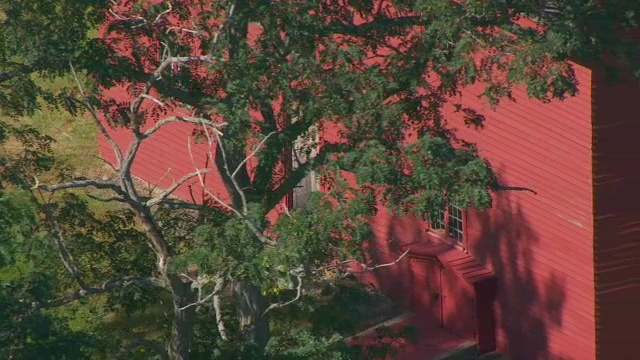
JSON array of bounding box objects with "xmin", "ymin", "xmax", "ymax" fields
[{"xmin": 448, "ymin": 203, "xmax": 463, "ymax": 243}]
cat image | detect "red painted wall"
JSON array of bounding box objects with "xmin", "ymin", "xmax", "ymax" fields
[
  {"xmin": 592, "ymin": 66, "xmax": 640, "ymax": 360},
  {"xmin": 445, "ymin": 64, "xmax": 595, "ymax": 359},
  {"xmin": 359, "ymin": 63, "xmax": 596, "ymax": 359}
]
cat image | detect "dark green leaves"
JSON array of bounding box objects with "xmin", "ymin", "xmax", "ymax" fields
[{"xmin": 0, "ymin": 0, "xmax": 109, "ymax": 115}]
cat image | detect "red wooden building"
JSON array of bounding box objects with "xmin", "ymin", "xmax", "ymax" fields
[
  {"xmin": 355, "ymin": 61, "xmax": 640, "ymax": 360},
  {"xmin": 97, "ymin": 8, "xmax": 640, "ymax": 360}
]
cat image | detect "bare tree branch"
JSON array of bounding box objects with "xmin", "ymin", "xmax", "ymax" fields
[
  {"xmin": 128, "ymin": 56, "xmax": 224, "ymax": 129},
  {"xmin": 198, "ymin": 175, "xmax": 276, "ymax": 246},
  {"xmin": 281, "ymin": 203, "xmax": 293, "ymax": 218},
  {"xmin": 166, "ymin": 26, "xmax": 207, "ymax": 37},
  {"xmin": 315, "ymin": 249, "xmax": 411, "ymax": 276},
  {"xmin": 145, "ymin": 169, "xmax": 211, "ymax": 207},
  {"xmin": 108, "ymin": 9, "xmax": 146, "ymax": 24},
  {"xmin": 261, "ymin": 273, "xmax": 303, "ymax": 318},
  {"xmin": 153, "ymin": 2, "xmax": 173, "ymax": 24},
  {"xmin": 69, "ymin": 62, "xmax": 124, "ymax": 169},
  {"xmin": 146, "ymin": 168, "xmax": 173, "ymax": 197},
  {"xmin": 140, "ymin": 93, "xmax": 166, "ymax": 107},
  {"xmin": 347, "ymin": 248, "xmax": 410, "ymax": 274},
  {"xmin": 119, "ymin": 139, "xmax": 143, "ymax": 200},
  {"xmin": 186, "ymin": 137, "xmax": 277, "ymax": 246},
  {"xmin": 34, "ymin": 177, "xmax": 127, "ymax": 195},
  {"xmin": 212, "ymin": 131, "xmax": 250, "ymax": 215},
  {"xmin": 142, "ymin": 116, "xmax": 226, "ymax": 138},
  {"xmin": 213, "ymin": 292, "xmax": 229, "ymax": 340},
  {"xmin": 211, "ymin": 0, "xmax": 238, "ymax": 46},
  {"xmin": 231, "ymin": 131, "xmax": 276, "ymax": 179},
  {"xmin": 108, "ymin": 0, "xmax": 171, "ymax": 26},
  {"xmin": 91, "ymin": 154, "xmax": 118, "ymax": 173},
  {"xmin": 128, "ymin": 0, "xmax": 237, "ymax": 130},
  {"xmin": 178, "ymin": 276, "xmax": 224, "ymax": 311}
]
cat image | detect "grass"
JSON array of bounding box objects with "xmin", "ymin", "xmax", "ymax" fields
[
  {"xmin": 1, "ymin": 75, "xmax": 122, "ymax": 216},
  {"xmin": 9, "ymin": 76, "xmax": 104, "ymax": 175}
]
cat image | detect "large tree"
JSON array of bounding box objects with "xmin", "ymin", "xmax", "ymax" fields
[{"xmin": 2, "ymin": 0, "xmax": 640, "ymax": 359}]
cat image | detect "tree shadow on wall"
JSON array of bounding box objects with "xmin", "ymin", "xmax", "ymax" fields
[
  {"xmin": 363, "ymin": 214, "xmax": 429, "ymax": 309},
  {"xmin": 472, "ymin": 189, "xmax": 567, "ymax": 360},
  {"xmin": 357, "ymin": 184, "xmax": 569, "ymax": 360}
]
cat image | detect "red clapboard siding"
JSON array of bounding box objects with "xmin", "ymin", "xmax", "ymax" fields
[
  {"xmin": 592, "ymin": 66, "xmax": 640, "ymax": 360},
  {"xmin": 440, "ymin": 63, "xmax": 596, "ymax": 360},
  {"xmin": 97, "ymin": 85, "xmax": 231, "ymax": 204}
]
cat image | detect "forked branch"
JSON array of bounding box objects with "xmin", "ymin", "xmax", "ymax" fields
[
  {"xmin": 231, "ymin": 131, "xmax": 276, "ymax": 179},
  {"xmin": 314, "ymin": 248, "xmax": 411, "ymax": 276},
  {"xmin": 186, "ymin": 134, "xmax": 277, "ymax": 246},
  {"xmin": 128, "ymin": 0, "xmax": 238, "ymax": 127},
  {"xmin": 261, "ymin": 272, "xmax": 303, "ymax": 318},
  {"xmin": 145, "ymin": 169, "xmax": 211, "ymax": 207},
  {"xmin": 178, "ymin": 276, "xmax": 224, "ymax": 311}
]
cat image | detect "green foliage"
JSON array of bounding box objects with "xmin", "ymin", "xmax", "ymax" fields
[
  {"xmin": 265, "ymin": 279, "xmax": 412, "ymax": 360},
  {"xmin": 0, "ymin": 0, "xmax": 109, "ymax": 115},
  {"xmin": 0, "ymin": 190, "xmax": 37, "ymax": 267},
  {"xmin": 0, "ymin": 189, "xmax": 105, "ymax": 358},
  {"xmin": 0, "ymin": 275, "xmax": 100, "ymax": 359},
  {"xmin": 273, "ymin": 192, "xmax": 372, "ymax": 255},
  {"xmin": 267, "ymin": 331, "xmax": 349, "ymax": 360}
]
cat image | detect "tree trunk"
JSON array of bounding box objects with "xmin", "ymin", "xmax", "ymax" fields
[
  {"xmin": 222, "ymin": 0, "xmax": 270, "ymax": 351},
  {"xmin": 234, "ymin": 281, "xmax": 270, "ymax": 350},
  {"xmin": 132, "ymin": 207, "xmax": 197, "ymax": 359},
  {"xmin": 167, "ymin": 275, "xmax": 198, "ymax": 360}
]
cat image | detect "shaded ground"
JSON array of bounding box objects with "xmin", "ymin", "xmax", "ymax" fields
[
  {"xmin": 350, "ymin": 313, "xmax": 493, "ymax": 360},
  {"xmin": 397, "ymin": 318, "xmax": 473, "ymax": 360}
]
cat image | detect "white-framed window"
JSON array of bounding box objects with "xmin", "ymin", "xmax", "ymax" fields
[{"xmin": 430, "ymin": 201, "xmax": 465, "ymax": 245}]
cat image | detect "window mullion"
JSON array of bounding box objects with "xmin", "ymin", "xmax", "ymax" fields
[{"xmin": 444, "ymin": 204, "xmax": 450, "ymax": 236}]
